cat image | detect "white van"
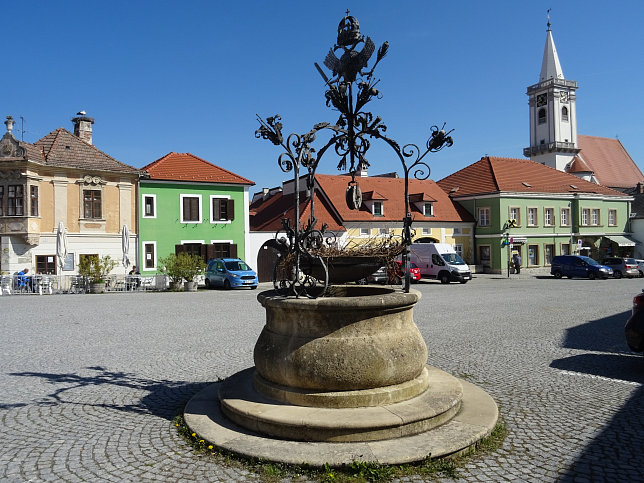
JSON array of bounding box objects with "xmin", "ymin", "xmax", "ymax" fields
[{"xmin": 408, "ymin": 243, "xmax": 472, "ymax": 284}]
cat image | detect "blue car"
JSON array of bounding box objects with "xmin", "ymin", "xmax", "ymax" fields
[
  {"xmin": 550, "ymin": 255, "xmax": 613, "ymax": 280},
  {"xmin": 205, "ymin": 258, "xmax": 258, "ymax": 290}
]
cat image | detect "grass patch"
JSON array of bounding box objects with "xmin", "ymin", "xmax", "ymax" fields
[{"xmin": 174, "ymin": 414, "xmax": 507, "ymax": 482}]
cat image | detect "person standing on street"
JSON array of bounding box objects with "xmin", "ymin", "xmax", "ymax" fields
[{"xmin": 512, "ymin": 253, "xmax": 521, "ymax": 275}]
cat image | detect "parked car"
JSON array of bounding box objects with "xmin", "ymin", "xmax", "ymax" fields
[
  {"xmin": 393, "ymin": 260, "xmax": 422, "ymax": 283},
  {"xmin": 550, "ymin": 255, "xmax": 613, "ymax": 280},
  {"xmin": 205, "ymin": 258, "xmax": 258, "ymax": 289},
  {"xmin": 601, "ymin": 257, "xmax": 639, "ymax": 279},
  {"xmin": 363, "ymin": 261, "xmax": 421, "ymax": 284},
  {"xmin": 625, "ymin": 289, "xmax": 644, "ymax": 352},
  {"xmin": 635, "ymin": 259, "xmax": 644, "ymax": 277}
]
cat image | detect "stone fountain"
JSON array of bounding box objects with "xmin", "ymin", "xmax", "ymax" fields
[{"xmin": 184, "ymin": 13, "xmax": 497, "ymax": 466}]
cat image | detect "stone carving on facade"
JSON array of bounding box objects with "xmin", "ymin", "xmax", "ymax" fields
[
  {"xmin": 0, "ymin": 169, "xmax": 23, "ymax": 180},
  {"xmin": 80, "ymin": 175, "xmax": 106, "ymax": 186},
  {"xmin": 0, "ymin": 136, "xmax": 25, "ymax": 158}
]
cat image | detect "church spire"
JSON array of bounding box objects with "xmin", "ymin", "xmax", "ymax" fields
[{"xmin": 539, "ymin": 13, "xmax": 564, "ymax": 81}]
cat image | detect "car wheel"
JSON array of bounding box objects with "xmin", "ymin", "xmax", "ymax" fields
[
  {"xmin": 440, "ymin": 272, "xmax": 450, "ymax": 284},
  {"xmin": 588, "ymin": 272, "xmax": 596, "ymax": 280},
  {"xmin": 224, "ymin": 279, "xmax": 231, "ymax": 290},
  {"xmin": 639, "ymin": 270, "xmax": 643, "ymax": 278},
  {"xmin": 459, "ymin": 280, "xmax": 468, "ymax": 284},
  {"xmin": 553, "ymin": 271, "xmax": 562, "ymax": 279},
  {"xmin": 204, "ymin": 278, "xmax": 212, "ymax": 289},
  {"xmin": 614, "ymin": 271, "xmax": 622, "ymax": 279}
]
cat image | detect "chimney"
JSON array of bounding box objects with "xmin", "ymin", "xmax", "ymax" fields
[
  {"xmin": 638, "ymin": 182, "xmax": 644, "ymax": 194},
  {"xmin": 71, "ymin": 111, "xmax": 94, "ymax": 145},
  {"xmin": 356, "ymin": 161, "xmax": 368, "ymax": 177}
]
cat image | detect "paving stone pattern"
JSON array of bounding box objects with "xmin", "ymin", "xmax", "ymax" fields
[{"xmin": 0, "ymin": 276, "xmax": 643, "ymax": 482}]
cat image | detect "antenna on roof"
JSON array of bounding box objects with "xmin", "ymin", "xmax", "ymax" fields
[{"xmin": 19, "ymin": 116, "xmax": 25, "ymax": 142}]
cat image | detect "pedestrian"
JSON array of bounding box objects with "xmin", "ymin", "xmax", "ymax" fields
[{"xmin": 512, "ymin": 253, "xmax": 521, "ymax": 275}]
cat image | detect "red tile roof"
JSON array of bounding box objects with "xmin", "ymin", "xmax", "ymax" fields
[
  {"xmin": 34, "ymin": 128, "xmax": 139, "ymax": 174},
  {"xmin": 577, "ymin": 135, "xmax": 643, "ymax": 189},
  {"xmin": 437, "ymin": 156, "xmax": 627, "ymax": 197},
  {"xmin": 315, "ymin": 174, "xmax": 474, "ymax": 222},
  {"xmin": 249, "ymin": 188, "xmax": 345, "ymax": 232},
  {"xmin": 143, "ymin": 152, "xmax": 254, "ymax": 185}
]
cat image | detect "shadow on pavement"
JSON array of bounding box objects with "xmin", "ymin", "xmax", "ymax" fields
[
  {"xmin": 8, "ymin": 366, "xmax": 208, "ymax": 420},
  {"xmin": 552, "ymin": 310, "xmax": 644, "ymax": 479},
  {"xmin": 561, "ymin": 310, "xmax": 631, "ymax": 353}
]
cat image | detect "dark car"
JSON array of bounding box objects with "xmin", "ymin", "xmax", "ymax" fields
[
  {"xmin": 550, "ymin": 255, "xmax": 613, "ymax": 280},
  {"xmin": 625, "ymin": 289, "xmax": 644, "ymax": 352},
  {"xmin": 601, "ymin": 257, "xmax": 639, "ymax": 279}
]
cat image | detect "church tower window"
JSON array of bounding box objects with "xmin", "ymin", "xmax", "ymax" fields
[
  {"xmin": 561, "ymin": 106, "xmax": 568, "ymax": 122},
  {"xmin": 538, "ymin": 108, "xmax": 547, "ymax": 124}
]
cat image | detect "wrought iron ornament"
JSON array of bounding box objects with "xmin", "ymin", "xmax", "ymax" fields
[{"xmin": 256, "ymin": 12, "xmax": 454, "ymax": 297}]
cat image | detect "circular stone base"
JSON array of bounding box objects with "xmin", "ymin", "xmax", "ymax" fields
[
  {"xmin": 184, "ymin": 367, "xmax": 498, "ymax": 466},
  {"xmin": 221, "ymin": 366, "xmax": 460, "ymax": 442},
  {"xmin": 253, "ymin": 366, "xmax": 430, "ymax": 408}
]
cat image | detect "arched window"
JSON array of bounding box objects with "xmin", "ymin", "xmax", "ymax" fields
[
  {"xmin": 538, "ymin": 108, "xmax": 546, "ymax": 124},
  {"xmin": 561, "ymin": 106, "xmax": 569, "ymax": 122}
]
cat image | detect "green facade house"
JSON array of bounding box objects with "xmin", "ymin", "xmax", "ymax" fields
[
  {"xmin": 438, "ymin": 157, "xmax": 633, "ymax": 274},
  {"xmin": 138, "ymin": 152, "xmax": 254, "ymax": 275}
]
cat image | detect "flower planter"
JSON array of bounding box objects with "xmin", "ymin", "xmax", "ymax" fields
[
  {"xmin": 184, "ymin": 281, "xmax": 198, "ymax": 292},
  {"xmin": 89, "ymin": 282, "xmax": 106, "ymax": 294}
]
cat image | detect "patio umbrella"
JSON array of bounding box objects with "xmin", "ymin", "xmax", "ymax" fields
[
  {"xmin": 122, "ymin": 224, "xmax": 130, "ymax": 269},
  {"xmin": 56, "ymin": 221, "xmax": 68, "ymax": 272}
]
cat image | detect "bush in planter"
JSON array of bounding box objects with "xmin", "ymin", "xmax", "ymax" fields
[
  {"xmin": 159, "ymin": 253, "xmax": 206, "ymax": 290},
  {"xmin": 78, "ymin": 255, "xmax": 117, "ymax": 283}
]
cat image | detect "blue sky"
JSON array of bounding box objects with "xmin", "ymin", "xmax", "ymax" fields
[{"xmin": 3, "ymin": 1, "xmax": 643, "ymax": 193}]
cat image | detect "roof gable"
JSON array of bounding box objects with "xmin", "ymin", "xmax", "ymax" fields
[
  {"xmin": 438, "ymin": 156, "xmax": 627, "ymax": 197},
  {"xmin": 143, "ymin": 152, "xmax": 254, "ymax": 185},
  {"xmin": 34, "ymin": 128, "xmax": 139, "ymax": 174},
  {"xmin": 577, "ymin": 135, "xmax": 643, "ymax": 189},
  {"xmin": 315, "ymin": 174, "xmax": 473, "ymax": 222}
]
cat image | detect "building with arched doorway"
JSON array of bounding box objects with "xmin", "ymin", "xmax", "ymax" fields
[{"xmin": 249, "ymin": 172, "xmax": 475, "ymax": 282}]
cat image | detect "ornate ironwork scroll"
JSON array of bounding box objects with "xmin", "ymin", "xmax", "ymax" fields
[{"xmin": 256, "ymin": 12, "xmax": 453, "ymax": 297}]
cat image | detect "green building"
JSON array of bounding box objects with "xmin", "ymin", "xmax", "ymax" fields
[
  {"xmin": 138, "ymin": 152, "xmax": 254, "ymax": 275},
  {"xmin": 438, "ymin": 157, "xmax": 633, "ymax": 273}
]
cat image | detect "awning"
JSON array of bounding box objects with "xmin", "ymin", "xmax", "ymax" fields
[{"xmin": 604, "ymin": 235, "xmax": 639, "ymax": 247}]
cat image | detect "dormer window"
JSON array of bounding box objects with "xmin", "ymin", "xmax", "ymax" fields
[
  {"xmin": 423, "ymin": 202, "xmax": 433, "ymax": 216},
  {"xmin": 372, "ymin": 200, "xmax": 383, "ymax": 216}
]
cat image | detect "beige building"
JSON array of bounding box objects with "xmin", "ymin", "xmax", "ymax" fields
[{"xmin": 0, "ymin": 113, "xmax": 141, "ymax": 276}]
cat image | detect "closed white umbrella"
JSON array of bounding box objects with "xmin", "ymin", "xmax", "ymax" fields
[
  {"xmin": 122, "ymin": 225, "xmax": 130, "ymax": 269},
  {"xmin": 56, "ymin": 221, "xmax": 68, "ymax": 272}
]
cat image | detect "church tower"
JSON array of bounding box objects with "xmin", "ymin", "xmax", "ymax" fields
[{"xmin": 524, "ymin": 17, "xmax": 580, "ymax": 171}]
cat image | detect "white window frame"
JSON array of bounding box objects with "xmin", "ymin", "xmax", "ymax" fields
[
  {"xmin": 180, "ymin": 194, "xmax": 202, "ymax": 224},
  {"xmin": 372, "ymin": 201, "xmax": 383, "ymax": 216},
  {"xmin": 591, "ymin": 208, "xmax": 600, "ymax": 226},
  {"xmin": 509, "ymin": 207, "xmax": 521, "ymax": 226},
  {"xmin": 142, "ymin": 241, "xmax": 157, "ymax": 270},
  {"xmin": 582, "ymin": 208, "xmax": 590, "ymax": 226},
  {"xmin": 142, "ymin": 194, "xmax": 156, "ymax": 219},
  {"xmin": 423, "ymin": 202, "xmax": 433, "ymax": 216},
  {"xmin": 527, "ymin": 207, "xmax": 538, "ymax": 226},
  {"xmin": 422, "ymin": 227, "xmax": 431, "ymax": 235},
  {"xmin": 608, "ymin": 209, "xmax": 617, "ymax": 226},
  {"xmin": 454, "ymin": 244, "xmax": 463, "ymax": 258},
  {"xmin": 210, "ymin": 195, "xmax": 232, "ymax": 224},
  {"xmin": 478, "ymin": 207, "xmax": 490, "ymax": 227},
  {"xmin": 378, "ymin": 228, "xmax": 389, "ymax": 236},
  {"xmin": 560, "ymin": 208, "xmax": 570, "ymax": 227},
  {"xmin": 360, "ymin": 228, "xmax": 370, "ymax": 237},
  {"xmin": 453, "ymin": 227, "xmax": 461, "ymax": 235},
  {"xmin": 544, "ymin": 208, "xmax": 554, "ymax": 226}
]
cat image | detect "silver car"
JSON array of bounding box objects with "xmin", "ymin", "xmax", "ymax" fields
[{"xmin": 601, "ymin": 257, "xmax": 640, "ymax": 279}]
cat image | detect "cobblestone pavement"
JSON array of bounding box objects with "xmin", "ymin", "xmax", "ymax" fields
[{"xmin": 1, "ymin": 275, "xmax": 643, "ymax": 482}]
